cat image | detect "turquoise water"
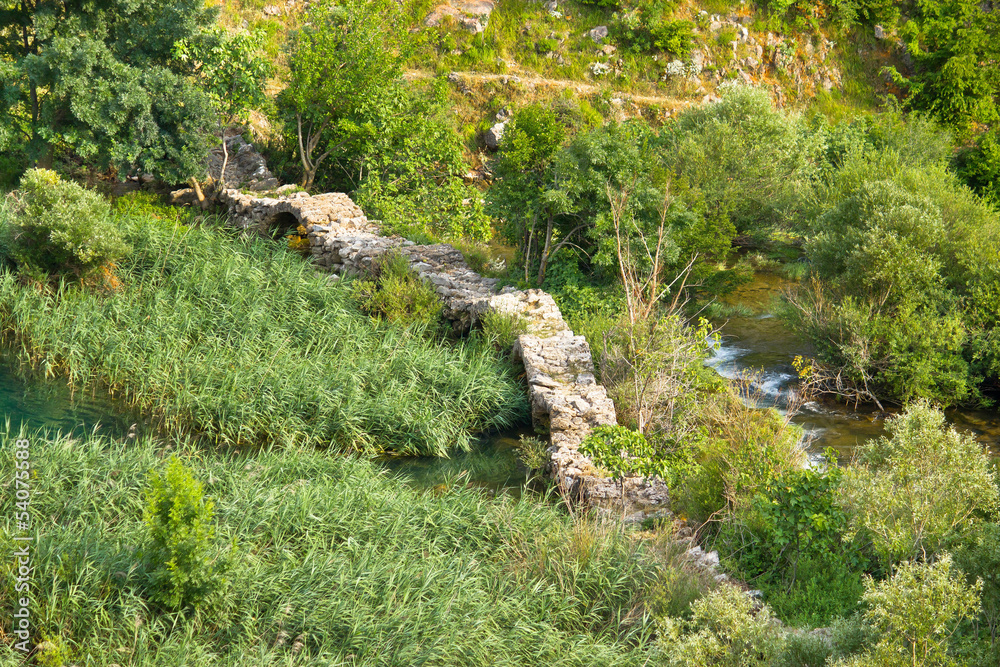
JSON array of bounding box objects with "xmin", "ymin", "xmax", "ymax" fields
[
  {"xmin": 0, "ymin": 351, "xmax": 134, "ymax": 438},
  {"xmin": 0, "ymin": 346, "xmax": 529, "ymax": 490}
]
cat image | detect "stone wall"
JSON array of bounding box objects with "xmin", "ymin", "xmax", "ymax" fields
[{"xmin": 219, "ymin": 188, "xmax": 670, "ymax": 520}]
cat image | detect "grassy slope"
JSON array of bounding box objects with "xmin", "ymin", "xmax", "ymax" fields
[
  {"xmin": 0, "ymin": 427, "xmax": 662, "ymax": 666},
  {"xmin": 0, "ymin": 202, "xmax": 526, "ymax": 457}
]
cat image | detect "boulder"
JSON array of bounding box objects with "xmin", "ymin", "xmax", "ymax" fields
[
  {"xmin": 588, "ymin": 25, "xmax": 609, "ymax": 43},
  {"xmin": 484, "ymin": 122, "xmax": 506, "ymax": 150},
  {"xmin": 207, "ymin": 135, "xmax": 277, "ymax": 191}
]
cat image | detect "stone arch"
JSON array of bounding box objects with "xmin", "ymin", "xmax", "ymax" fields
[{"xmin": 263, "ymin": 211, "xmax": 301, "ymax": 238}]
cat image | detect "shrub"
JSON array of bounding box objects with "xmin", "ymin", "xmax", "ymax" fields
[
  {"xmin": 837, "ymin": 555, "xmax": 982, "ymax": 667},
  {"xmin": 953, "ymin": 522, "xmax": 1000, "ymax": 646},
  {"xmin": 657, "ymin": 585, "xmax": 785, "ymax": 666},
  {"xmin": 351, "ymin": 251, "xmax": 443, "ymax": 328},
  {"xmin": 142, "ymin": 456, "xmax": 226, "ymax": 610},
  {"xmin": 516, "ymin": 434, "xmax": 550, "ymax": 472},
  {"xmin": 954, "ymin": 127, "xmax": 1000, "ymax": 204},
  {"xmin": 480, "ymin": 308, "xmax": 530, "ymax": 350},
  {"xmin": 2, "ymin": 169, "xmax": 130, "ymax": 279},
  {"xmin": 841, "ymin": 401, "xmax": 999, "ymax": 566},
  {"xmin": 650, "ymin": 20, "xmax": 695, "ymax": 57},
  {"xmin": 775, "ymin": 631, "xmax": 834, "ymax": 667}
]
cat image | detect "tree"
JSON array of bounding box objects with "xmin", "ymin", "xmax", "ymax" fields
[
  {"xmin": 281, "ymin": 0, "xmax": 404, "ymax": 190},
  {"xmin": 887, "ymin": 0, "xmax": 1000, "ymax": 135},
  {"xmin": 173, "ymin": 27, "xmax": 271, "ymax": 190},
  {"xmin": 841, "ymin": 401, "xmax": 999, "ymax": 565},
  {"xmin": 837, "ymin": 555, "xmax": 982, "ymax": 667},
  {"xmin": 488, "ymin": 105, "xmax": 569, "ymax": 284},
  {"xmin": 0, "ymin": 0, "xmax": 218, "ymax": 181}
]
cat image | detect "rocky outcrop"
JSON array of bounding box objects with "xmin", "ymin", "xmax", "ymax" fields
[
  {"xmin": 208, "ymin": 136, "xmax": 278, "ymax": 191},
  {"xmin": 218, "ymin": 188, "xmax": 670, "ymax": 520}
]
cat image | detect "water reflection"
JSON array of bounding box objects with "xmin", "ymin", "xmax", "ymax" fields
[{"xmin": 0, "ymin": 351, "xmax": 133, "ymax": 438}]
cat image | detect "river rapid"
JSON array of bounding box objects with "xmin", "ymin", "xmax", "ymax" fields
[{"xmin": 706, "ymin": 273, "xmax": 1000, "ymax": 461}]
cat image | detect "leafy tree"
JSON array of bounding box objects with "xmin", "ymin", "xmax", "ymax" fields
[
  {"xmin": 350, "ymin": 81, "xmax": 491, "ymax": 241},
  {"xmin": 887, "ymin": 0, "xmax": 1000, "ymax": 135},
  {"xmin": 0, "ymin": 0, "xmax": 218, "ymax": 181},
  {"xmin": 488, "ymin": 105, "xmax": 568, "ymax": 283},
  {"xmin": 173, "ymin": 27, "xmax": 271, "ymax": 189},
  {"xmin": 836, "ymin": 555, "xmax": 982, "ymax": 667},
  {"xmin": 2, "ymin": 168, "xmax": 129, "ymax": 279},
  {"xmin": 281, "ymin": 0, "xmax": 405, "ymax": 190},
  {"xmin": 841, "ymin": 401, "xmax": 999, "ymax": 565},
  {"xmin": 661, "ymin": 85, "xmax": 815, "ymax": 235}
]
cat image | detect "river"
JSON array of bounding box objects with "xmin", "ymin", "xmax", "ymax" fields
[{"xmin": 706, "ymin": 273, "xmax": 1000, "ymax": 460}]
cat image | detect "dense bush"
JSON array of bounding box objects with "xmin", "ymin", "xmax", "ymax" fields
[
  {"xmin": 840, "ymin": 402, "xmax": 999, "ymax": 566},
  {"xmin": 1, "ymin": 169, "xmax": 130, "ymax": 279},
  {"xmin": 351, "ymin": 251, "xmax": 443, "ymax": 328},
  {"xmin": 142, "ymin": 456, "xmax": 226, "ymax": 610}
]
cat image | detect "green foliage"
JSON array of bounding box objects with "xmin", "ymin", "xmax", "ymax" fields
[
  {"xmin": 954, "ymin": 127, "xmax": 1000, "ymax": 204},
  {"xmin": 480, "ymin": 308, "xmax": 530, "ymax": 350},
  {"xmin": 791, "ymin": 139, "xmax": 1000, "ymax": 404},
  {"xmin": 2, "ymin": 169, "xmax": 130, "ymax": 278},
  {"xmin": 0, "ymin": 0, "xmax": 218, "ymax": 181},
  {"xmin": 656, "ymin": 585, "xmax": 785, "ymax": 666},
  {"xmin": 774, "ymin": 631, "xmax": 834, "ymax": 667},
  {"xmin": 582, "ymin": 424, "xmax": 678, "ymax": 482},
  {"xmin": 612, "ymin": 1, "xmax": 694, "ymax": 57},
  {"xmin": 886, "ymin": 0, "xmax": 1000, "ymax": 135},
  {"xmin": 841, "ymin": 401, "xmax": 999, "ymax": 566},
  {"xmin": 280, "ymin": 0, "xmax": 406, "ymax": 188},
  {"xmin": 0, "ymin": 424, "xmax": 666, "ymax": 664},
  {"xmin": 838, "ymin": 555, "xmax": 982, "ymax": 667},
  {"xmin": 0, "ymin": 209, "xmax": 525, "ymax": 456},
  {"xmin": 142, "ymin": 456, "xmax": 226, "ymax": 610},
  {"xmin": 351, "ymin": 251, "xmax": 444, "ymax": 328},
  {"xmin": 952, "ymin": 522, "xmax": 1000, "ymax": 645},
  {"xmin": 758, "ymin": 464, "xmax": 854, "ymax": 580},
  {"xmin": 172, "ymin": 27, "xmax": 271, "ymax": 187},
  {"xmin": 762, "ymin": 555, "xmax": 866, "ymax": 627},
  {"xmin": 662, "ymin": 85, "xmax": 816, "ymax": 235},
  {"xmin": 516, "ymin": 434, "xmax": 551, "ymax": 471}
]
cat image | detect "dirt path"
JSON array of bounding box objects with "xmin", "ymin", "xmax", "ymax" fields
[{"xmin": 405, "ymin": 69, "xmax": 699, "ymax": 108}]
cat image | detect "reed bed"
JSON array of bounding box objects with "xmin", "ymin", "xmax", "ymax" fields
[
  {"xmin": 0, "ymin": 426, "xmax": 661, "ymax": 666},
  {"xmin": 0, "ymin": 211, "xmax": 527, "ymax": 456}
]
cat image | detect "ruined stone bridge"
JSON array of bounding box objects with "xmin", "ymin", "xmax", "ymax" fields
[{"xmin": 219, "ymin": 188, "xmax": 669, "ymax": 519}]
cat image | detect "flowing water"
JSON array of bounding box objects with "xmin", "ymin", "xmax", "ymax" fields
[{"xmin": 706, "ymin": 273, "xmax": 1000, "ymax": 460}]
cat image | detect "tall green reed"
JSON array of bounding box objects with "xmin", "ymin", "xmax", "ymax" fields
[{"xmin": 0, "ymin": 210, "xmax": 526, "ymax": 456}]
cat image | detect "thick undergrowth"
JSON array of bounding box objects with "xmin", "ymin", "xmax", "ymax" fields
[
  {"xmin": 0, "ymin": 426, "xmax": 661, "ymax": 666},
  {"xmin": 0, "ymin": 209, "xmax": 526, "ymax": 456}
]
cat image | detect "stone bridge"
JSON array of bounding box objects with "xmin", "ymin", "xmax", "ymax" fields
[{"xmin": 219, "ymin": 189, "xmax": 669, "ymax": 520}]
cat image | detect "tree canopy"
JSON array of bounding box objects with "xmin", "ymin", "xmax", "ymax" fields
[{"xmin": 0, "ymin": 0, "xmax": 223, "ymax": 181}]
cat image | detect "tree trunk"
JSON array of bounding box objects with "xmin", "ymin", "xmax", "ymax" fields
[
  {"xmin": 537, "ymin": 217, "xmax": 554, "ymax": 285},
  {"xmin": 218, "ymin": 133, "xmax": 229, "ymax": 190}
]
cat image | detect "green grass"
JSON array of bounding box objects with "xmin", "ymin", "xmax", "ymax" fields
[
  {"xmin": 0, "ymin": 426, "xmax": 663, "ymax": 666},
  {"xmin": 0, "ymin": 209, "xmax": 526, "ymax": 457}
]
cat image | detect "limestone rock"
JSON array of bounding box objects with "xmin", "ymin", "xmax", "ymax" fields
[
  {"xmin": 484, "ymin": 122, "xmax": 506, "ymax": 150},
  {"xmin": 588, "ymin": 25, "xmax": 608, "ymax": 43}
]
